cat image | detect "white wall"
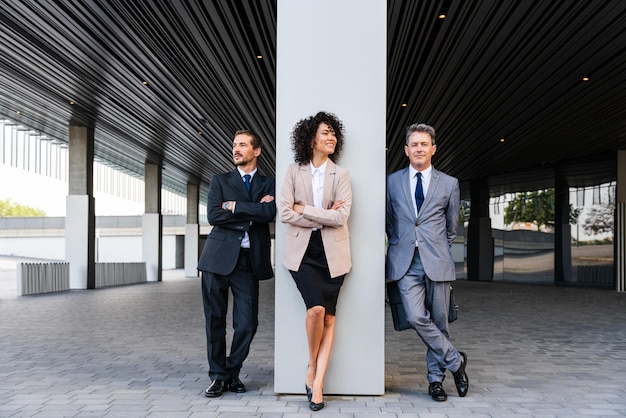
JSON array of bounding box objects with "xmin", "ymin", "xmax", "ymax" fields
[
  {"xmin": 1, "ymin": 235, "xmax": 178, "ymax": 270},
  {"xmin": 0, "ymin": 237, "xmax": 65, "ymax": 260}
]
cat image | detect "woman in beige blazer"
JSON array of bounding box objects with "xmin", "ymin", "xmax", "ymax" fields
[{"xmin": 279, "ymin": 111, "xmax": 352, "ymax": 411}]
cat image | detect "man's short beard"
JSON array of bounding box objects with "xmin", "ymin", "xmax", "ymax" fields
[{"xmin": 234, "ymin": 157, "xmax": 252, "ymax": 166}]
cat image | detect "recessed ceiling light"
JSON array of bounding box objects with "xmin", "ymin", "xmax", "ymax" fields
[
  {"xmin": 582, "ymin": 77, "xmax": 589, "ymax": 82},
  {"xmin": 439, "ymin": 14, "xmax": 446, "ymax": 19},
  {"xmin": 142, "ymin": 81, "xmax": 148, "ymax": 85},
  {"xmin": 401, "ymin": 103, "xmax": 407, "ymax": 107},
  {"xmin": 499, "ymin": 138, "xmax": 505, "ymax": 143},
  {"xmin": 197, "ymin": 131, "xmax": 203, "ymax": 135},
  {"xmin": 15, "ymin": 111, "xmax": 20, "ymax": 114},
  {"xmin": 256, "ymin": 55, "xmax": 263, "ymax": 59},
  {"xmin": 69, "ymin": 101, "xmax": 75, "ymax": 105}
]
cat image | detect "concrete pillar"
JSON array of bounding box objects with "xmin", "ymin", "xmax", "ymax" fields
[
  {"xmin": 185, "ymin": 182, "xmax": 199, "ymax": 278},
  {"xmin": 554, "ymin": 169, "xmax": 572, "ymax": 284},
  {"xmin": 616, "ymin": 150, "xmax": 626, "ymax": 291},
  {"xmin": 275, "ymin": 0, "xmax": 386, "ymax": 395},
  {"xmin": 467, "ymin": 178, "xmax": 494, "ymax": 281},
  {"xmin": 143, "ymin": 163, "xmax": 162, "ymax": 282},
  {"xmin": 65, "ymin": 125, "xmax": 95, "ymax": 289}
]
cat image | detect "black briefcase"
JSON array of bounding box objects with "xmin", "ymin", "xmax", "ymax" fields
[
  {"xmin": 386, "ymin": 280, "xmax": 411, "ymax": 331},
  {"xmin": 387, "ymin": 280, "xmax": 458, "ymax": 332}
]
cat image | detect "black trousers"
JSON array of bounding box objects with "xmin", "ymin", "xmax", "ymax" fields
[{"xmin": 201, "ymin": 249, "xmax": 259, "ymax": 381}]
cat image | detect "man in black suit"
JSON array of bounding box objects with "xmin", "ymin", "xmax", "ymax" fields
[{"xmin": 198, "ymin": 130, "xmax": 276, "ymax": 397}]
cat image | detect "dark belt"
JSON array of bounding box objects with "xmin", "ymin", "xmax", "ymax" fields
[{"xmin": 239, "ymin": 247, "xmax": 251, "ymax": 255}]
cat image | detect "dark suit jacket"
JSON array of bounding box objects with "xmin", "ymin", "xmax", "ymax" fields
[{"xmin": 197, "ymin": 169, "xmax": 276, "ymax": 280}]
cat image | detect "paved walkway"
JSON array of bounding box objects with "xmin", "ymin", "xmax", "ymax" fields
[{"xmin": 1, "ymin": 260, "xmax": 626, "ymax": 417}]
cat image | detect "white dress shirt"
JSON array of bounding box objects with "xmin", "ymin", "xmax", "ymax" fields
[
  {"xmin": 310, "ymin": 161, "xmax": 327, "ymax": 230},
  {"xmin": 310, "ymin": 160, "xmax": 327, "ymax": 209}
]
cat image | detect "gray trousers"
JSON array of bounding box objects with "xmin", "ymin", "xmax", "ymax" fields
[{"xmin": 397, "ymin": 249, "xmax": 462, "ymax": 383}]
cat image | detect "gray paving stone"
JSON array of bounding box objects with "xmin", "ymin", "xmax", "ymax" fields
[{"xmin": 2, "ymin": 263, "xmax": 626, "ymax": 417}]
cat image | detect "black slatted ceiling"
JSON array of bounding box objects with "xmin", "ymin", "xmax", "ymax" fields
[
  {"xmin": 1, "ymin": 0, "xmax": 625, "ymax": 198},
  {"xmin": 386, "ymin": 0, "xmax": 626, "ymax": 196}
]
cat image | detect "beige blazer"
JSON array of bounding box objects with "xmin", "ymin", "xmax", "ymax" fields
[{"xmin": 279, "ymin": 160, "xmax": 352, "ymax": 278}]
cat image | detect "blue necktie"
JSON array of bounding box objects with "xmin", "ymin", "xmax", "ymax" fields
[
  {"xmin": 415, "ymin": 172, "xmax": 424, "ymax": 212},
  {"xmin": 243, "ymin": 174, "xmax": 251, "ymax": 192}
]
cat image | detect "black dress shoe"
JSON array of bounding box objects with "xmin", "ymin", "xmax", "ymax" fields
[
  {"xmin": 428, "ymin": 382, "xmax": 447, "ymax": 402},
  {"xmin": 228, "ymin": 377, "xmax": 246, "ymax": 393},
  {"xmin": 452, "ymin": 351, "xmax": 469, "ymax": 397},
  {"xmin": 204, "ymin": 379, "xmax": 226, "ymax": 397},
  {"xmin": 305, "ymin": 383, "xmax": 312, "ymax": 402}
]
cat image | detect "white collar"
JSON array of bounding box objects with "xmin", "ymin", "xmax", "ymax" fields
[
  {"xmin": 237, "ymin": 167, "xmax": 257, "ymax": 179},
  {"xmin": 409, "ymin": 164, "xmax": 432, "ymax": 179},
  {"xmin": 310, "ymin": 160, "xmax": 328, "ymax": 175}
]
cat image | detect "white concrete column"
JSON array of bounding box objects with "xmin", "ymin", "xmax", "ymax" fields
[
  {"xmin": 66, "ymin": 195, "xmax": 94, "ymax": 289},
  {"xmin": 66, "ymin": 126, "xmax": 95, "ymax": 289},
  {"xmin": 185, "ymin": 182, "xmax": 199, "ymax": 277},
  {"xmin": 275, "ymin": 0, "xmax": 386, "ymax": 395},
  {"xmin": 143, "ymin": 163, "xmax": 162, "ymax": 282}
]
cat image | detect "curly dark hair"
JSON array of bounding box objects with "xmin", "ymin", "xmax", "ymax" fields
[{"xmin": 290, "ymin": 111, "xmax": 345, "ymax": 164}]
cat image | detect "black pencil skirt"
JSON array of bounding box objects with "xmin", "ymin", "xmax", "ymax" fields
[{"xmin": 289, "ymin": 229, "xmax": 345, "ymax": 315}]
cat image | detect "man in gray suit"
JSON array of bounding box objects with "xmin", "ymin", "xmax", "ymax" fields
[{"xmin": 386, "ymin": 123, "xmax": 469, "ymax": 402}]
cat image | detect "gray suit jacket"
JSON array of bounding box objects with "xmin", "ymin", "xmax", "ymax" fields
[{"xmin": 386, "ymin": 166, "xmax": 460, "ymax": 282}]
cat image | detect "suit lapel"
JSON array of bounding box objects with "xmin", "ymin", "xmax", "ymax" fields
[
  {"xmin": 414, "ymin": 167, "xmax": 441, "ymax": 220},
  {"xmin": 249, "ymin": 172, "xmax": 269, "ymax": 201},
  {"xmin": 249, "ymin": 173, "xmax": 259, "ymax": 201},
  {"xmin": 227, "ymin": 169, "xmax": 249, "ymax": 200},
  {"xmin": 400, "ymin": 167, "xmax": 415, "ymax": 217},
  {"xmin": 422, "ymin": 168, "xmax": 439, "ymax": 210},
  {"xmin": 298, "ymin": 164, "xmax": 314, "ymax": 205}
]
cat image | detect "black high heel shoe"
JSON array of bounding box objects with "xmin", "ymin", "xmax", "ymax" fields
[
  {"xmin": 309, "ymin": 390, "xmax": 325, "ymax": 411},
  {"xmin": 309, "ymin": 400, "xmax": 324, "ymax": 411},
  {"xmin": 305, "ymin": 365, "xmax": 313, "ymax": 402}
]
